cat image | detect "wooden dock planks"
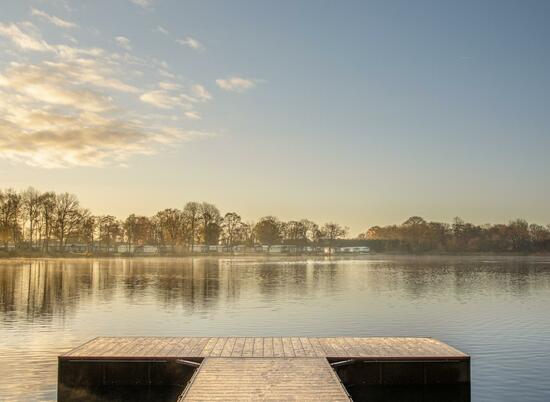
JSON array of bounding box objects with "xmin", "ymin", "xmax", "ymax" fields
[
  {"xmin": 178, "ymin": 357, "xmax": 351, "ymax": 402},
  {"xmin": 60, "ymin": 336, "xmax": 469, "ymax": 361},
  {"xmin": 59, "ymin": 337, "xmax": 470, "ymax": 401}
]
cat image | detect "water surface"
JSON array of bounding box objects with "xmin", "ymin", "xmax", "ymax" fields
[{"xmin": 1, "ymin": 256, "xmax": 549, "ymax": 401}]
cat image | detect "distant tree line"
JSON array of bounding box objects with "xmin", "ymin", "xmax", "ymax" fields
[
  {"xmin": 2, "ymin": 188, "xmax": 549, "ymax": 255},
  {"xmin": 359, "ymin": 216, "xmax": 550, "ymax": 253},
  {"xmin": 0, "ymin": 188, "xmax": 348, "ymax": 254}
]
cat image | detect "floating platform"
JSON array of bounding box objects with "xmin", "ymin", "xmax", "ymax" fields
[{"xmin": 58, "ymin": 337, "xmax": 470, "ymax": 401}]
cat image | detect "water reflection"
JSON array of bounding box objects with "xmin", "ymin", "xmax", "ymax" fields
[
  {"xmin": 0, "ymin": 256, "xmax": 550, "ymax": 401},
  {"xmin": 349, "ymin": 384, "xmax": 470, "ymax": 402},
  {"xmin": 1, "ymin": 258, "xmax": 356, "ymax": 321}
]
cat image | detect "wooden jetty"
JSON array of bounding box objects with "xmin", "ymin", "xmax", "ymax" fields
[
  {"xmin": 58, "ymin": 337, "xmax": 470, "ymax": 401},
  {"xmin": 178, "ymin": 357, "xmax": 350, "ymax": 401}
]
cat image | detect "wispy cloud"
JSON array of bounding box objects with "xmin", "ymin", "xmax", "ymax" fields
[
  {"xmin": 216, "ymin": 76, "xmax": 260, "ymax": 93},
  {"xmin": 140, "ymin": 89, "xmax": 190, "ymax": 109},
  {"xmin": 0, "ymin": 117, "xmax": 147, "ymax": 168},
  {"xmin": 30, "ymin": 7, "xmax": 78, "ymax": 29},
  {"xmin": 158, "ymin": 69, "xmax": 176, "ymax": 79},
  {"xmin": 156, "ymin": 25, "xmax": 169, "ymax": 35},
  {"xmin": 130, "ymin": 0, "xmax": 153, "ymax": 8},
  {"xmin": 192, "ymin": 84, "xmax": 211, "ymax": 101},
  {"xmin": 141, "ymin": 82, "xmax": 212, "ymax": 108},
  {"xmin": 44, "ymin": 60, "xmax": 139, "ymax": 93},
  {"xmin": 156, "ymin": 28, "xmax": 205, "ymax": 54},
  {"xmin": 0, "ymin": 21, "xmax": 107, "ymax": 60},
  {"xmin": 184, "ymin": 111, "xmax": 201, "ymax": 120},
  {"xmin": 0, "ymin": 63, "xmax": 111, "ymax": 112},
  {"xmin": 159, "ymin": 81, "xmax": 179, "ymax": 90},
  {"xmin": 0, "ymin": 22, "xmax": 52, "ymax": 52},
  {"xmin": 0, "ymin": 115, "xmax": 213, "ymax": 168},
  {"xmin": 176, "ymin": 36, "xmax": 204, "ymax": 51},
  {"xmin": 115, "ymin": 35, "xmax": 132, "ymax": 50}
]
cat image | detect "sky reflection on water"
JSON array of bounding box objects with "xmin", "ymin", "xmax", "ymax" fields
[{"xmin": 1, "ymin": 256, "xmax": 550, "ymax": 401}]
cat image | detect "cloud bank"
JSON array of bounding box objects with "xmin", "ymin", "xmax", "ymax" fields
[{"xmin": 0, "ymin": 19, "xmax": 215, "ymax": 168}]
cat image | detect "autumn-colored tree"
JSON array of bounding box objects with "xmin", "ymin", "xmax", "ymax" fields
[
  {"xmin": 222, "ymin": 212, "xmax": 243, "ymax": 247},
  {"xmin": 254, "ymin": 216, "xmax": 282, "ymax": 250},
  {"xmin": 2, "ymin": 188, "xmax": 550, "ymax": 255},
  {"xmin": 0, "ymin": 189, "xmax": 21, "ymax": 248},
  {"xmin": 97, "ymin": 215, "xmax": 121, "ymax": 250},
  {"xmin": 155, "ymin": 208, "xmax": 185, "ymax": 251}
]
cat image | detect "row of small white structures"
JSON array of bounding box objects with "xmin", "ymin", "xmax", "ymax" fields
[
  {"xmin": 117, "ymin": 244, "xmax": 370, "ymax": 254},
  {"xmin": 2, "ymin": 243, "xmax": 370, "ymax": 255}
]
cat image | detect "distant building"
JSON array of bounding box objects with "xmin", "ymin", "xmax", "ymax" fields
[
  {"xmin": 143, "ymin": 245, "xmax": 158, "ymax": 254},
  {"xmin": 67, "ymin": 243, "xmax": 88, "ymax": 253},
  {"xmin": 118, "ymin": 244, "xmax": 135, "ymax": 253},
  {"xmin": 135, "ymin": 245, "xmax": 158, "ymax": 254},
  {"xmin": 266, "ymin": 245, "xmax": 298, "ymax": 254},
  {"xmin": 92, "ymin": 244, "xmax": 117, "ymax": 253},
  {"xmin": 209, "ymin": 245, "xmax": 228, "ymax": 253},
  {"xmin": 189, "ymin": 244, "xmax": 237, "ymax": 253},
  {"xmin": 191, "ymin": 245, "xmax": 208, "ymax": 253},
  {"xmin": 340, "ymin": 246, "xmax": 369, "ymax": 253},
  {"xmin": 324, "ymin": 246, "xmax": 370, "ymax": 254},
  {"xmin": 0, "ymin": 243, "xmax": 16, "ymax": 250},
  {"xmin": 232, "ymin": 245, "xmax": 247, "ymax": 253}
]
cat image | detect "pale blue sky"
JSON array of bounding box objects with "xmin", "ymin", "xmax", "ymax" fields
[{"xmin": 0, "ymin": 0, "xmax": 549, "ymax": 233}]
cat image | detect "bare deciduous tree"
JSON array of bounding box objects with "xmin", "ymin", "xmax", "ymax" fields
[
  {"xmin": 155, "ymin": 209, "xmax": 184, "ymax": 252},
  {"xmin": 22, "ymin": 187, "xmax": 41, "ymax": 248},
  {"xmin": 183, "ymin": 202, "xmax": 201, "ymax": 251},
  {"xmin": 38, "ymin": 192, "xmax": 56, "ymax": 252},
  {"xmin": 199, "ymin": 202, "xmax": 221, "ymax": 244},
  {"xmin": 97, "ymin": 215, "xmax": 121, "ymax": 251},
  {"xmin": 222, "ymin": 212, "xmax": 243, "ymax": 247},
  {"xmin": 53, "ymin": 193, "xmax": 81, "ymax": 251},
  {"xmin": 0, "ymin": 189, "xmax": 22, "ymax": 248},
  {"xmin": 321, "ymin": 222, "xmax": 348, "ymax": 254}
]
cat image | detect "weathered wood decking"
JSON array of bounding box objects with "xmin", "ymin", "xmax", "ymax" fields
[
  {"xmin": 60, "ymin": 336, "xmax": 468, "ymax": 361},
  {"xmin": 178, "ymin": 357, "xmax": 351, "ymax": 401},
  {"xmin": 58, "ymin": 337, "xmax": 470, "ymax": 401}
]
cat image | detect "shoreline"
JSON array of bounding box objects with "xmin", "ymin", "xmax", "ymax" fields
[{"xmin": 1, "ymin": 252, "xmax": 549, "ymax": 262}]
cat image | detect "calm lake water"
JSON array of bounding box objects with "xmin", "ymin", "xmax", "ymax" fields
[{"xmin": 1, "ymin": 256, "xmax": 550, "ymax": 401}]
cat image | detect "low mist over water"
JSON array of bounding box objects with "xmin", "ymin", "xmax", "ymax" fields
[{"xmin": 1, "ymin": 256, "xmax": 550, "ymax": 401}]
